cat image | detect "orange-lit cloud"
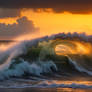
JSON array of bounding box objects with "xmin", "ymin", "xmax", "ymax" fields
[
  {"xmin": 0, "ymin": 10, "xmax": 92, "ymax": 40},
  {"xmin": 21, "ymin": 10, "xmax": 92, "ymax": 35},
  {"xmin": 0, "ymin": 16, "xmax": 39, "ymax": 40}
]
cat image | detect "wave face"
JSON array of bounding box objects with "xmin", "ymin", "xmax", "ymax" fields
[{"xmin": 0, "ymin": 33, "xmax": 92, "ymax": 88}]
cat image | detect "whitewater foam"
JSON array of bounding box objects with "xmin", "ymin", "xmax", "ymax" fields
[{"xmin": 0, "ymin": 58, "xmax": 58, "ymax": 80}]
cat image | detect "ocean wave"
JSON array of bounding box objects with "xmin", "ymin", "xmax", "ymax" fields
[
  {"xmin": 0, "ymin": 80, "xmax": 92, "ymax": 89},
  {"xmin": 34, "ymin": 81, "xmax": 92, "ymax": 89},
  {"xmin": 0, "ymin": 33, "xmax": 92, "ymax": 80}
]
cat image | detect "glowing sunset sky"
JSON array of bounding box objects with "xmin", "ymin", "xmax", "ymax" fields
[
  {"xmin": 21, "ymin": 10, "xmax": 92, "ymax": 35},
  {"xmin": 0, "ymin": 0, "xmax": 92, "ymax": 40},
  {"xmin": 1, "ymin": 10, "xmax": 92, "ymax": 37}
]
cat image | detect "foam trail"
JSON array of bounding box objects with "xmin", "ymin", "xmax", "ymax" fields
[{"xmin": 67, "ymin": 56, "xmax": 92, "ymax": 76}]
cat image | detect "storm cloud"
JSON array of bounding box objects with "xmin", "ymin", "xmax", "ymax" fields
[
  {"xmin": 0, "ymin": 8, "xmax": 20, "ymax": 18},
  {"xmin": 0, "ymin": 16, "xmax": 39, "ymax": 39},
  {"xmin": 0, "ymin": 0, "xmax": 92, "ymax": 14}
]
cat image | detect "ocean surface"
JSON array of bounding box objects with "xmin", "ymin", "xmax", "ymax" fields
[{"xmin": 0, "ymin": 33, "xmax": 92, "ymax": 92}]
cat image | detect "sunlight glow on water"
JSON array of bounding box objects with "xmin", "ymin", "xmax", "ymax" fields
[{"xmin": 55, "ymin": 40, "xmax": 92, "ymax": 56}]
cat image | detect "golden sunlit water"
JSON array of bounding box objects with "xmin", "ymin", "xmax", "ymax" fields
[{"xmin": 55, "ymin": 40, "xmax": 92, "ymax": 56}]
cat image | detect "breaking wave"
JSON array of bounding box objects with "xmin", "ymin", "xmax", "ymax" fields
[{"xmin": 0, "ymin": 32, "xmax": 92, "ymax": 88}]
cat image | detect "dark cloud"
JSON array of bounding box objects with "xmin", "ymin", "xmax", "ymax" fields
[
  {"xmin": 0, "ymin": 8, "xmax": 20, "ymax": 18},
  {"xmin": 0, "ymin": 0, "xmax": 92, "ymax": 14},
  {"xmin": 0, "ymin": 16, "xmax": 39, "ymax": 39}
]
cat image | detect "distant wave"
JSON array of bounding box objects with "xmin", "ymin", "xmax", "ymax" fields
[{"xmin": 0, "ymin": 80, "xmax": 92, "ymax": 89}]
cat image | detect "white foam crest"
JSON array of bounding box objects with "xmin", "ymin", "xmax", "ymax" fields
[
  {"xmin": 0, "ymin": 36, "xmax": 53, "ymax": 80},
  {"xmin": 0, "ymin": 38, "xmax": 42, "ymax": 70},
  {"xmin": 0, "ymin": 59, "xmax": 57, "ymax": 80},
  {"xmin": 50, "ymin": 32, "xmax": 92, "ymax": 42}
]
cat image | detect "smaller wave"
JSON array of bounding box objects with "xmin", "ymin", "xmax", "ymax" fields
[
  {"xmin": 0, "ymin": 80, "xmax": 92, "ymax": 89},
  {"xmin": 33, "ymin": 80, "xmax": 92, "ymax": 89},
  {"xmin": 0, "ymin": 59, "xmax": 58, "ymax": 80}
]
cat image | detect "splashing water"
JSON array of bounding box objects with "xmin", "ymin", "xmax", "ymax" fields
[{"xmin": 0, "ymin": 33, "xmax": 92, "ymax": 89}]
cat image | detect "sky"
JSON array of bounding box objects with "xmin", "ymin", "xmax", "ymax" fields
[{"xmin": 0, "ymin": 0, "xmax": 92, "ymax": 40}]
